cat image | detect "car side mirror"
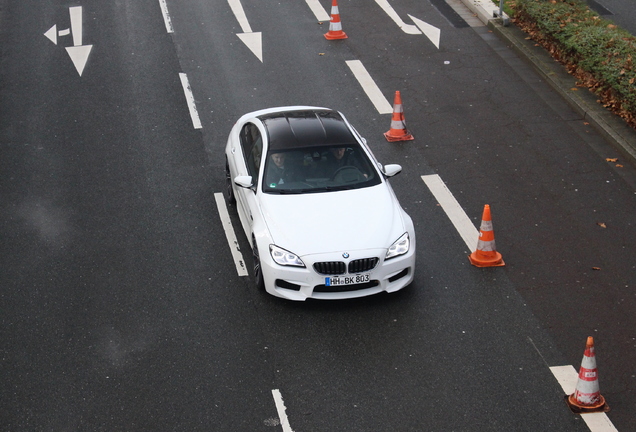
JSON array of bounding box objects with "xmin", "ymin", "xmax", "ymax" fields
[
  {"xmin": 234, "ymin": 175, "xmax": 253, "ymax": 188},
  {"xmin": 383, "ymin": 164, "xmax": 402, "ymax": 177}
]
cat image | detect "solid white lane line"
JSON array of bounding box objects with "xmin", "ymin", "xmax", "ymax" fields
[
  {"xmin": 345, "ymin": 60, "xmax": 393, "ymax": 115},
  {"xmin": 158, "ymin": 0, "xmax": 174, "ymax": 33},
  {"xmin": 581, "ymin": 414, "xmax": 620, "ymax": 432},
  {"xmin": 550, "ymin": 365, "xmax": 578, "ymax": 395},
  {"xmin": 271, "ymin": 389, "xmax": 294, "ymax": 432},
  {"xmin": 178, "ymin": 73, "xmax": 202, "ymax": 129},
  {"xmin": 421, "ymin": 174, "xmax": 478, "ymax": 252},
  {"xmin": 214, "ymin": 193, "xmax": 248, "ymax": 276},
  {"xmin": 549, "ymin": 366, "xmax": 618, "ymax": 432},
  {"xmin": 306, "ymin": 0, "xmax": 331, "ymax": 22}
]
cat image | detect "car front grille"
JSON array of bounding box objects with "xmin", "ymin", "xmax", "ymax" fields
[
  {"xmin": 313, "ymin": 261, "xmax": 346, "ymax": 275},
  {"xmin": 348, "ymin": 257, "xmax": 379, "ymax": 273},
  {"xmin": 313, "ymin": 257, "xmax": 379, "ymax": 275}
]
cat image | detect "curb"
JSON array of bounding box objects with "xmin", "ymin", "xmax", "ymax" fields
[
  {"xmin": 461, "ymin": 0, "xmax": 506, "ymax": 25},
  {"xmin": 459, "ymin": 0, "xmax": 636, "ymax": 165}
]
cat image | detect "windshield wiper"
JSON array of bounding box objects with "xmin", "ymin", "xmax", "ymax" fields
[{"xmin": 266, "ymin": 189, "xmax": 304, "ymax": 194}]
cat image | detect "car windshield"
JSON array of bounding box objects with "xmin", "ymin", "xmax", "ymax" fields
[{"xmin": 262, "ymin": 144, "xmax": 381, "ymax": 194}]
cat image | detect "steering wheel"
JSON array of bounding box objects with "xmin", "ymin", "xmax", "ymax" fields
[{"xmin": 331, "ymin": 166, "xmax": 365, "ymax": 183}]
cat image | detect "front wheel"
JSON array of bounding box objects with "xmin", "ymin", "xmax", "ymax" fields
[{"xmin": 252, "ymin": 237, "xmax": 265, "ymax": 291}]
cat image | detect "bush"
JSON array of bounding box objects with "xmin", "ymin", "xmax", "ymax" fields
[{"xmin": 514, "ymin": 0, "xmax": 636, "ymax": 127}]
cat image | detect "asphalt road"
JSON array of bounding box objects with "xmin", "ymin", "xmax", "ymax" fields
[
  {"xmin": 586, "ymin": 0, "xmax": 636, "ymax": 36},
  {"xmin": 1, "ymin": 0, "xmax": 635, "ymax": 431}
]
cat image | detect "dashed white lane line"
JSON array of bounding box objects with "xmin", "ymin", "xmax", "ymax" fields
[
  {"xmin": 421, "ymin": 174, "xmax": 478, "ymax": 252},
  {"xmin": 272, "ymin": 389, "xmax": 294, "ymax": 432},
  {"xmin": 158, "ymin": 0, "xmax": 174, "ymax": 33},
  {"xmin": 214, "ymin": 193, "xmax": 248, "ymax": 276},
  {"xmin": 549, "ymin": 366, "xmax": 618, "ymax": 432},
  {"xmin": 345, "ymin": 60, "xmax": 393, "ymax": 115},
  {"xmin": 305, "ymin": 0, "xmax": 331, "ymax": 22},
  {"xmin": 550, "ymin": 365, "xmax": 579, "ymax": 395},
  {"xmin": 178, "ymin": 73, "xmax": 202, "ymax": 129}
]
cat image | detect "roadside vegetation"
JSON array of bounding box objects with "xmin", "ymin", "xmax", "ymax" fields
[{"xmin": 508, "ymin": 0, "xmax": 636, "ymax": 128}]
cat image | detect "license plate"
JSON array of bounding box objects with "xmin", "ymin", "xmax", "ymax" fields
[{"xmin": 326, "ymin": 273, "xmax": 370, "ymax": 286}]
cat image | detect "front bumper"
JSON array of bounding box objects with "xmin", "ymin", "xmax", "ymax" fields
[{"xmin": 260, "ymin": 246, "xmax": 416, "ymax": 301}]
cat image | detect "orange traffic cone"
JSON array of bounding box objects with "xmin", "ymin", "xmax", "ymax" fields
[
  {"xmin": 324, "ymin": 0, "xmax": 347, "ymax": 40},
  {"xmin": 566, "ymin": 337, "xmax": 610, "ymax": 413},
  {"xmin": 469, "ymin": 204, "xmax": 505, "ymax": 267},
  {"xmin": 384, "ymin": 91, "xmax": 414, "ymax": 142}
]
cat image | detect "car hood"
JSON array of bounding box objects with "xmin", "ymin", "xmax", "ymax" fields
[{"xmin": 258, "ymin": 185, "xmax": 406, "ymax": 257}]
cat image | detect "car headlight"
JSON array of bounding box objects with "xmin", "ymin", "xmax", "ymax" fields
[
  {"xmin": 385, "ymin": 233, "xmax": 410, "ymax": 260},
  {"xmin": 270, "ymin": 245, "xmax": 305, "ymax": 267}
]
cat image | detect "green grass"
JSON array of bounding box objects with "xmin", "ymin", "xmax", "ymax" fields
[{"xmin": 511, "ymin": 0, "xmax": 636, "ymax": 127}]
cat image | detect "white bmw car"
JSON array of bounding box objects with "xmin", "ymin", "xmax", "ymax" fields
[{"xmin": 224, "ymin": 106, "xmax": 416, "ymax": 300}]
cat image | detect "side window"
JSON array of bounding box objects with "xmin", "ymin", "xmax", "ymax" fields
[{"xmin": 240, "ymin": 123, "xmax": 263, "ymax": 183}]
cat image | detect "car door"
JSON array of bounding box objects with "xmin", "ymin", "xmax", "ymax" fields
[{"xmin": 235, "ymin": 122, "xmax": 264, "ymax": 240}]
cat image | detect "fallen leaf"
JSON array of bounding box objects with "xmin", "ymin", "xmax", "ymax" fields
[
  {"xmin": 318, "ymin": 53, "xmax": 325, "ymax": 56},
  {"xmin": 597, "ymin": 222, "xmax": 607, "ymax": 228},
  {"xmin": 616, "ymin": 164, "xmax": 624, "ymax": 168},
  {"xmin": 592, "ymin": 267, "xmax": 601, "ymax": 271},
  {"xmin": 606, "ymin": 158, "xmax": 618, "ymax": 162}
]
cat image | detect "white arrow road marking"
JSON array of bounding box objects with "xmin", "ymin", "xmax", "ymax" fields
[
  {"xmin": 66, "ymin": 6, "xmax": 93, "ymax": 76},
  {"xmin": 228, "ymin": 0, "xmax": 251, "ymax": 32},
  {"xmin": 374, "ymin": 0, "xmax": 421, "ymax": 34},
  {"xmin": 44, "ymin": 6, "xmax": 93, "ymax": 75},
  {"xmin": 305, "ymin": 0, "xmax": 331, "ymax": 22},
  {"xmin": 44, "ymin": 24, "xmax": 57, "ymax": 44},
  {"xmin": 66, "ymin": 45, "xmax": 93, "ymax": 76},
  {"xmin": 374, "ymin": 0, "xmax": 441, "ymax": 48},
  {"xmin": 214, "ymin": 193, "xmax": 248, "ymax": 276},
  {"xmin": 409, "ymin": 15, "xmax": 440, "ymax": 49},
  {"xmin": 345, "ymin": 60, "xmax": 393, "ymax": 115},
  {"xmin": 421, "ymin": 174, "xmax": 479, "ymax": 252},
  {"xmin": 228, "ymin": 0, "xmax": 263, "ymax": 61},
  {"xmin": 69, "ymin": 6, "xmax": 83, "ymax": 46},
  {"xmin": 271, "ymin": 389, "xmax": 294, "ymax": 432},
  {"xmin": 237, "ymin": 32, "xmax": 263, "ymax": 62}
]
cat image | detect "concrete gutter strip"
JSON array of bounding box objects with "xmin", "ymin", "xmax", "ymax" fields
[
  {"xmin": 461, "ymin": 0, "xmax": 636, "ymax": 164},
  {"xmin": 463, "ymin": 0, "xmax": 503, "ymax": 25}
]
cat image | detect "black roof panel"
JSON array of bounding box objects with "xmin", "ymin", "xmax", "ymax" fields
[{"xmin": 258, "ymin": 109, "xmax": 357, "ymax": 151}]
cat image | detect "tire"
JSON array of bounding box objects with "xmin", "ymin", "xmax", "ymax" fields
[{"xmin": 225, "ymin": 158, "xmax": 236, "ymax": 205}]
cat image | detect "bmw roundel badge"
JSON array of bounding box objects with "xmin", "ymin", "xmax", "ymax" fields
[{"xmin": 343, "ymin": 252, "xmax": 350, "ymax": 259}]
